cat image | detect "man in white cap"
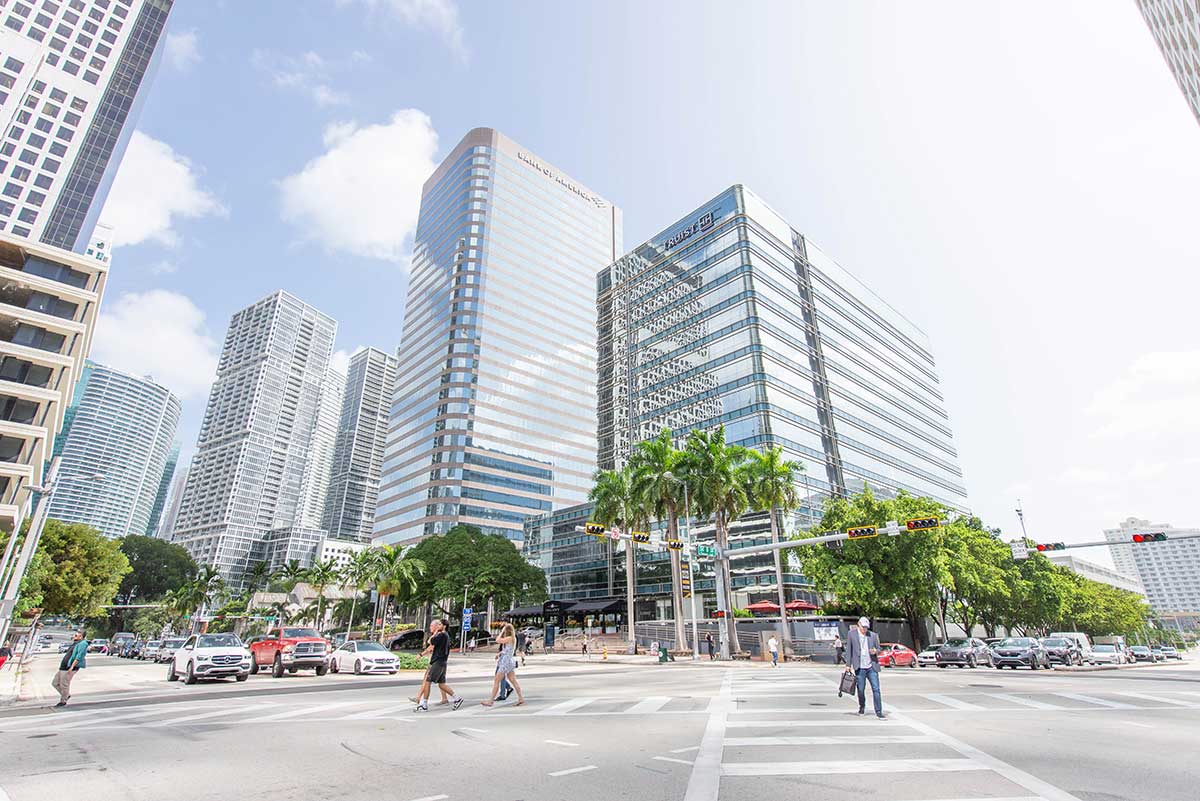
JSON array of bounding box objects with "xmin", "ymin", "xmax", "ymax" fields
[{"xmin": 844, "ymin": 616, "xmax": 884, "ymax": 718}]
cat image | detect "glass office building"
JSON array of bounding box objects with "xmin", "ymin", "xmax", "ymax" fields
[{"xmin": 374, "ymin": 128, "xmax": 622, "ymax": 546}]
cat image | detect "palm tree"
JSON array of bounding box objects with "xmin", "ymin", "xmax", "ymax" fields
[
  {"xmin": 273, "ymin": 560, "xmax": 307, "ymax": 592},
  {"xmin": 245, "ymin": 560, "xmax": 272, "ymax": 595},
  {"xmin": 681, "ymin": 425, "xmax": 750, "ymax": 655},
  {"xmin": 629, "ymin": 430, "xmax": 689, "ymax": 653},
  {"xmin": 374, "ymin": 546, "xmax": 427, "ymax": 634},
  {"xmin": 306, "ymin": 558, "xmax": 340, "ymax": 634},
  {"xmin": 746, "ymin": 446, "xmax": 805, "ymax": 647},
  {"xmin": 589, "ymin": 467, "xmax": 641, "ymax": 649},
  {"xmin": 340, "ymin": 548, "xmax": 380, "ymax": 638}
]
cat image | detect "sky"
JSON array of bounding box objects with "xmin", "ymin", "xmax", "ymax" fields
[{"xmin": 90, "ymin": 0, "xmax": 1200, "ymax": 566}]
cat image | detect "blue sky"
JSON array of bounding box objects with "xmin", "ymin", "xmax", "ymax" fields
[{"xmin": 92, "ymin": 1, "xmax": 1200, "ymax": 561}]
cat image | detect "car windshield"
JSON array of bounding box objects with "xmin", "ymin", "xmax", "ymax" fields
[
  {"xmin": 147, "ymin": 641, "xmax": 161, "ymax": 647},
  {"xmin": 943, "ymin": 639, "xmax": 969, "ymax": 647},
  {"xmin": 1000, "ymin": 638, "xmax": 1036, "ymax": 647},
  {"xmin": 164, "ymin": 639, "xmax": 185, "ymax": 647},
  {"xmin": 197, "ymin": 634, "xmax": 241, "ymax": 648},
  {"xmin": 1042, "ymin": 638, "xmax": 1068, "ymax": 646},
  {"xmin": 282, "ymin": 628, "xmax": 319, "ymax": 638},
  {"xmin": 1132, "ymin": 646, "xmax": 1149, "ymax": 652},
  {"xmin": 356, "ymin": 642, "xmax": 387, "ymax": 652},
  {"xmin": 93, "ymin": 639, "xmax": 108, "ymax": 644},
  {"xmin": 1094, "ymin": 644, "xmax": 1116, "ymax": 652}
]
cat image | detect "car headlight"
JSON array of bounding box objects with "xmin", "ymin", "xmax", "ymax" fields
[
  {"xmin": 282, "ymin": 645, "xmax": 296, "ymax": 654},
  {"xmin": 196, "ymin": 655, "xmax": 211, "ymax": 661}
]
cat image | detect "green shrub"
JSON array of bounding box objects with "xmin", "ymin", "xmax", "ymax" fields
[{"xmin": 394, "ymin": 653, "xmax": 429, "ymax": 671}]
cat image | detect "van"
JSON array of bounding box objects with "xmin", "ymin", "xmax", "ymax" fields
[{"xmin": 1049, "ymin": 631, "xmax": 1093, "ymax": 662}]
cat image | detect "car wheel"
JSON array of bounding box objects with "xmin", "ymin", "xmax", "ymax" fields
[
  {"xmin": 249, "ymin": 655, "xmax": 259, "ymax": 675},
  {"xmin": 236, "ymin": 672, "xmax": 249, "ymax": 682},
  {"xmin": 909, "ymin": 657, "xmax": 917, "ymax": 669},
  {"xmin": 184, "ymin": 661, "xmax": 197, "ymax": 685},
  {"xmin": 330, "ymin": 658, "xmax": 339, "ymax": 673},
  {"xmin": 354, "ymin": 659, "xmax": 363, "ymax": 675},
  {"xmin": 938, "ymin": 664, "xmax": 947, "ymax": 669},
  {"xmin": 272, "ymin": 653, "xmax": 285, "ymax": 678},
  {"xmin": 968, "ymin": 655, "xmax": 977, "ymax": 669},
  {"xmin": 287, "ymin": 667, "xmax": 298, "ymax": 674},
  {"xmin": 166, "ymin": 661, "xmax": 178, "ymax": 682},
  {"xmin": 315, "ymin": 664, "xmax": 328, "ymax": 677}
]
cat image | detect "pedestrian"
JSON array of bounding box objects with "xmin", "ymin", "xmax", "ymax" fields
[
  {"xmin": 834, "ymin": 632, "xmax": 845, "ymax": 665},
  {"xmin": 706, "ymin": 632, "xmax": 715, "ymax": 660},
  {"xmin": 52, "ymin": 631, "xmax": 88, "ymax": 708},
  {"xmin": 582, "ymin": 633, "xmax": 589, "ymax": 659},
  {"xmin": 845, "ymin": 616, "xmax": 884, "ymax": 719},
  {"xmin": 413, "ymin": 620, "xmax": 464, "ymax": 712},
  {"xmin": 468, "ymin": 636, "xmax": 476, "ymax": 654},
  {"xmin": 768, "ymin": 635, "xmax": 779, "ymax": 667},
  {"xmin": 515, "ymin": 628, "xmax": 527, "ymax": 667},
  {"xmin": 0, "ymin": 639, "xmax": 12, "ymax": 670},
  {"xmin": 481, "ymin": 623, "xmax": 524, "ymax": 708}
]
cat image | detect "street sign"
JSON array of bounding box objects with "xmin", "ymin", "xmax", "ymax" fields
[
  {"xmin": 608, "ymin": 526, "xmax": 622, "ymax": 541},
  {"xmin": 1009, "ymin": 541, "xmax": 1029, "ymax": 561},
  {"xmin": 666, "ymin": 540, "xmax": 684, "ymax": 550},
  {"xmin": 463, "ymin": 607, "xmax": 473, "ymax": 632},
  {"xmin": 695, "ymin": 544, "xmax": 718, "ymax": 558},
  {"xmin": 632, "ymin": 531, "xmax": 651, "ymax": 544},
  {"xmin": 813, "ymin": 620, "xmax": 839, "ymax": 641},
  {"xmin": 846, "ymin": 526, "xmax": 878, "ymax": 540},
  {"xmin": 463, "ymin": 620, "xmax": 471, "ymax": 632},
  {"xmin": 883, "ymin": 520, "xmax": 901, "ymax": 536},
  {"xmin": 464, "ymin": 607, "xmax": 473, "ymax": 617},
  {"xmin": 680, "ymin": 573, "xmax": 692, "ymax": 598}
]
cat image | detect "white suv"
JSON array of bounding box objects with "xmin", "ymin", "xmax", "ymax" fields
[{"xmin": 167, "ymin": 633, "xmax": 252, "ymax": 684}]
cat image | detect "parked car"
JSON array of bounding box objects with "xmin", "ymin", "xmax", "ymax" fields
[
  {"xmin": 142, "ymin": 640, "xmax": 162, "ymax": 661},
  {"xmin": 916, "ymin": 645, "xmax": 940, "ymax": 667},
  {"xmin": 1160, "ymin": 645, "xmax": 1182, "ymax": 661},
  {"xmin": 1130, "ymin": 645, "xmax": 1155, "ymax": 662},
  {"xmin": 1089, "ymin": 643, "xmax": 1124, "ymax": 665},
  {"xmin": 992, "ymin": 637, "xmax": 1051, "ymax": 670},
  {"xmin": 1048, "ymin": 631, "xmax": 1093, "ymax": 663},
  {"xmin": 88, "ymin": 638, "xmax": 109, "ymax": 654},
  {"xmin": 157, "ymin": 638, "xmax": 186, "ymax": 663},
  {"xmin": 877, "ymin": 642, "xmax": 917, "ymax": 668},
  {"xmin": 936, "ymin": 637, "xmax": 993, "ymax": 668},
  {"xmin": 1041, "ymin": 637, "xmax": 1083, "ymax": 666},
  {"xmin": 1150, "ymin": 645, "xmax": 1166, "ymax": 662},
  {"xmin": 247, "ymin": 627, "xmax": 329, "ymax": 678},
  {"xmin": 167, "ymin": 633, "xmax": 251, "ymax": 684},
  {"xmin": 388, "ymin": 629, "xmax": 428, "ymax": 653},
  {"xmin": 329, "ymin": 640, "xmax": 401, "ymax": 675}
]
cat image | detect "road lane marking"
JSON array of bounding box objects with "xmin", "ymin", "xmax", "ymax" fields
[
  {"xmin": 343, "ymin": 704, "xmax": 415, "ymax": 719},
  {"xmin": 922, "ymin": 694, "xmax": 985, "ymax": 710},
  {"xmin": 405, "ymin": 795, "xmax": 448, "ymax": 801},
  {"xmin": 1053, "ymin": 693, "xmax": 1136, "ymax": 710},
  {"xmin": 547, "ymin": 765, "xmax": 597, "ymax": 777},
  {"xmin": 153, "ymin": 703, "xmax": 276, "ymax": 726},
  {"xmin": 1112, "ymin": 692, "xmax": 1200, "ymax": 708},
  {"xmin": 670, "ymin": 745, "xmax": 701, "ymax": 753},
  {"xmin": 625, "ymin": 696, "xmax": 671, "ymax": 714},
  {"xmin": 653, "ymin": 756, "xmax": 694, "ymax": 766},
  {"xmin": 721, "ymin": 758, "xmax": 982, "ymax": 775},
  {"xmin": 53, "ymin": 705, "xmax": 205, "ymax": 729},
  {"xmin": 684, "ymin": 671, "xmax": 732, "ymax": 801},
  {"xmin": 461, "ymin": 726, "xmax": 488, "ymax": 733},
  {"xmin": 724, "ymin": 735, "xmax": 934, "ymax": 746},
  {"xmin": 986, "ymin": 694, "xmax": 1064, "ymax": 710},
  {"xmin": 240, "ymin": 702, "xmax": 358, "ymax": 722},
  {"xmin": 535, "ymin": 698, "xmax": 597, "ymax": 716},
  {"xmin": 544, "ymin": 739, "xmax": 580, "ymax": 747},
  {"xmin": 726, "ymin": 719, "xmax": 893, "ymax": 728}
]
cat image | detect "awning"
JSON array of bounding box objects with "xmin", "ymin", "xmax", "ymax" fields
[
  {"xmin": 502, "ymin": 606, "xmax": 545, "ymax": 618},
  {"xmin": 567, "ymin": 598, "xmax": 626, "ymax": 615}
]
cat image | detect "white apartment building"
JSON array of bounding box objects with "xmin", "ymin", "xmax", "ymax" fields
[
  {"xmin": 1046, "ymin": 553, "xmax": 1146, "ymax": 597},
  {"xmin": 1105, "ymin": 517, "xmax": 1200, "ymax": 613},
  {"xmin": 153, "ymin": 455, "xmax": 185, "ymax": 538},
  {"xmin": 1137, "ymin": 1, "xmax": 1200, "ymax": 126},
  {"xmin": 296, "ymin": 365, "xmax": 344, "ymax": 529},
  {"xmin": 170, "ymin": 291, "xmax": 337, "ymax": 587},
  {"xmin": 0, "ymin": 0, "xmax": 173, "ymax": 250},
  {"xmin": 46, "ymin": 359, "xmax": 180, "ymax": 538},
  {"xmin": 323, "ymin": 346, "xmax": 397, "ymax": 543}
]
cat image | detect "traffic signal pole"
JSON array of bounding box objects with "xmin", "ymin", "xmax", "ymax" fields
[{"xmin": 1029, "ymin": 531, "xmax": 1200, "ymax": 551}]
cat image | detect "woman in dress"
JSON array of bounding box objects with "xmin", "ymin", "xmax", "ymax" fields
[{"xmin": 481, "ymin": 623, "xmax": 524, "ymax": 707}]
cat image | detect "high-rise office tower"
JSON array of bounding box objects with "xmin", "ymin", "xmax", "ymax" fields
[
  {"xmin": 170, "ymin": 291, "xmax": 337, "ymax": 585},
  {"xmin": 323, "ymin": 347, "xmax": 397, "ymax": 542},
  {"xmin": 1137, "ymin": 1, "xmax": 1200, "ymax": 126},
  {"xmin": 374, "ymin": 128, "xmax": 622, "ymax": 546},
  {"xmin": 0, "ymin": 0, "xmax": 174, "ymax": 250},
  {"xmin": 296, "ymin": 365, "xmax": 344, "ymax": 529},
  {"xmin": 145, "ymin": 438, "xmax": 178, "ymax": 536},
  {"xmin": 1105, "ymin": 517, "xmax": 1200, "ymax": 613},
  {"xmin": 154, "ymin": 457, "xmax": 186, "ymax": 539},
  {"xmin": 44, "ymin": 359, "xmax": 180, "ymax": 538}
]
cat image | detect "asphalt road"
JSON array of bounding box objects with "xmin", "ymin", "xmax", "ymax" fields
[{"xmin": 0, "ymin": 656, "xmax": 1196, "ymax": 801}]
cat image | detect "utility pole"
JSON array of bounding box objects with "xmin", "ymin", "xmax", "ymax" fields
[{"xmin": 1015, "ymin": 499, "xmax": 1029, "ymax": 541}]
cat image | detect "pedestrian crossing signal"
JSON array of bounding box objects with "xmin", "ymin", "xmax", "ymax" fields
[
  {"xmin": 846, "ymin": 526, "xmax": 878, "ymax": 540},
  {"xmin": 667, "ymin": 540, "xmax": 684, "ymax": 550},
  {"xmin": 585, "ymin": 522, "xmax": 605, "ymax": 536},
  {"xmin": 905, "ymin": 517, "xmax": 940, "ymax": 531},
  {"xmin": 632, "ymin": 532, "xmax": 651, "ymax": 543}
]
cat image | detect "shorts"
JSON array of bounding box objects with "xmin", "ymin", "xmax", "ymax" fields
[{"xmin": 426, "ymin": 660, "xmax": 447, "ymax": 684}]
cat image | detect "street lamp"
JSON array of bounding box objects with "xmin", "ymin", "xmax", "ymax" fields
[
  {"xmin": 664, "ymin": 472, "xmax": 701, "ymax": 663},
  {"xmin": 0, "ymin": 460, "xmax": 104, "ymax": 646}
]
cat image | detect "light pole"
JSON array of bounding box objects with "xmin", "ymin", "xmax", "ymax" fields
[{"xmin": 0, "ymin": 460, "xmax": 104, "ymax": 646}]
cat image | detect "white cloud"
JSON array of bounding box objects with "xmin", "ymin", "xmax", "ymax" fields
[
  {"xmin": 99, "ymin": 131, "xmax": 226, "ymax": 248},
  {"xmin": 329, "ymin": 347, "xmax": 357, "ymax": 376},
  {"xmin": 148, "ymin": 260, "xmax": 179, "ymax": 276},
  {"xmin": 91, "ymin": 290, "xmax": 220, "ymax": 400},
  {"xmin": 279, "ymin": 109, "xmax": 438, "ymax": 262},
  {"xmin": 336, "ymin": 0, "xmax": 467, "ymax": 61},
  {"xmin": 251, "ymin": 50, "xmax": 351, "ymax": 107},
  {"xmin": 1086, "ymin": 351, "xmax": 1200, "ymax": 438},
  {"xmin": 164, "ymin": 29, "xmax": 200, "ymax": 71}
]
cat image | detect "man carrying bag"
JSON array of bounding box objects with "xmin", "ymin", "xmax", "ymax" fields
[{"xmin": 843, "ymin": 616, "xmax": 885, "ymax": 719}]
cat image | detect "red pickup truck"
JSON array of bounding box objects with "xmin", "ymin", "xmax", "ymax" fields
[{"xmin": 247, "ymin": 627, "xmax": 330, "ymax": 678}]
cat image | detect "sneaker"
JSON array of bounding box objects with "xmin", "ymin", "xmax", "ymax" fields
[
  {"xmin": 857, "ymin": 708, "xmax": 865, "ymax": 716},
  {"xmin": 876, "ymin": 713, "xmax": 886, "ymax": 720},
  {"xmin": 54, "ymin": 701, "xmax": 66, "ymax": 708},
  {"xmin": 414, "ymin": 705, "xmax": 428, "ymax": 713},
  {"xmin": 452, "ymin": 697, "xmax": 464, "ymax": 710}
]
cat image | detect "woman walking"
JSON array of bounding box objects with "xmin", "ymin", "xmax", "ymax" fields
[{"xmin": 481, "ymin": 623, "xmax": 524, "ymax": 708}]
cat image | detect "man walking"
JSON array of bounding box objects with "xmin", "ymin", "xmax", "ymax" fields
[
  {"xmin": 414, "ymin": 620, "xmax": 463, "ymax": 712},
  {"xmin": 844, "ymin": 616, "xmax": 884, "ymax": 719},
  {"xmin": 834, "ymin": 632, "xmax": 845, "ymax": 665},
  {"xmin": 705, "ymin": 632, "xmax": 715, "ymax": 660},
  {"xmin": 768, "ymin": 635, "xmax": 780, "ymax": 667},
  {"xmin": 52, "ymin": 631, "xmax": 88, "ymax": 707}
]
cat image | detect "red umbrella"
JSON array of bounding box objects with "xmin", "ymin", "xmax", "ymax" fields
[
  {"xmin": 785, "ymin": 600, "xmax": 818, "ymax": 611},
  {"xmin": 744, "ymin": 601, "xmax": 780, "ymax": 612}
]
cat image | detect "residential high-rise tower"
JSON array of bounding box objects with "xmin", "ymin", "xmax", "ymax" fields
[
  {"xmin": 1136, "ymin": 1, "xmax": 1200, "ymax": 127},
  {"xmin": 0, "ymin": 0, "xmax": 175, "ymax": 250},
  {"xmin": 170, "ymin": 291, "xmax": 337, "ymax": 585},
  {"xmin": 374, "ymin": 128, "xmax": 622, "ymax": 545},
  {"xmin": 1105, "ymin": 517, "xmax": 1200, "ymax": 613},
  {"xmin": 145, "ymin": 438, "xmax": 178, "ymax": 536}
]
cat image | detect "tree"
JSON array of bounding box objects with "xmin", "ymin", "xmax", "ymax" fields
[
  {"xmin": 340, "ymin": 548, "xmax": 380, "ymax": 638},
  {"xmin": 129, "ymin": 606, "xmax": 173, "ymax": 639},
  {"xmin": 273, "ymin": 560, "xmax": 307, "ymax": 592},
  {"xmin": 680, "ymin": 426, "xmax": 750, "ymax": 655},
  {"xmin": 407, "ymin": 525, "xmax": 546, "ymax": 616},
  {"xmin": 0, "ymin": 529, "xmax": 52, "ymax": 616},
  {"xmin": 589, "ymin": 467, "xmax": 642, "ymax": 647},
  {"xmin": 305, "ymin": 558, "xmax": 340, "ymax": 633},
  {"xmin": 746, "ymin": 446, "xmax": 804, "ymax": 646},
  {"xmin": 29, "ymin": 519, "xmax": 131, "ymax": 618},
  {"xmin": 115, "ymin": 535, "xmax": 196, "ymax": 604},
  {"xmin": 244, "ymin": 560, "xmax": 272, "ymax": 595},
  {"xmin": 629, "ymin": 430, "xmax": 689, "ymax": 652},
  {"xmin": 941, "ymin": 518, "xmax": 1011, "ymax": 637},
  {"xmin": 374, "ymin": 546, "xmax": 427, "ymax": 627}
]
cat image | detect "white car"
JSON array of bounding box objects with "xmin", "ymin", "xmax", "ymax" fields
[
  {"xmin": 917, "ymin": 646, "xmax": 940, "ymax": 667},
  {"xmin": 141, "ymin": 640, "xmax": 162, "ymax": 661},
  {"xmin": 1089, "ymin": 643, "xmax": 1125, "ymax": 665},
  {"xmin": 167, "ymin": 633, "xmax": 251, "ymax": 684},
  {"xmin": 328, "ymin": 640, "xmax": 400, "ymax": 675},
  {"xmin": 157, "ymin": 638, "xmax": 186, "ymax": 663}
]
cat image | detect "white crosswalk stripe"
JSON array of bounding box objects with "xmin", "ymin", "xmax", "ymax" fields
[
  {"xmin": 924, "ymin": 693, "xmax": 987, "ymax": 710},
  {"xmin": 624, "ymin": 696, "xmax": 671, "ymax": 713},
  {"xmin": 1053, "ymin": 693, "xmax": 1135, "ymax": 709},
  {"xmin": 721, "ymin": 758, "xmax": 983, "ymax": 776},
  {"xmin": 985, "ymin": 694, "xmax": 1065, "ymax": 710}
]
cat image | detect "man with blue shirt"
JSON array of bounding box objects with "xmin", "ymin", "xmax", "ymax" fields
[
  {"xmin": 844, "ymin": 616, "xmax": 885, "ymax": 719},
  {"xmin": 52, "ymin": 631, "xmax": 88, "ymax": 707}
]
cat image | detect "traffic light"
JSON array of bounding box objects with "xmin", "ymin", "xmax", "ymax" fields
[
  {"xmin": 1035, "ymin": 542, "xmax": 1066, "ymax": 551},
  {"xmin": 631, "ymin": 531, "xmax": 651, "ymax": 544},
  {"xmin": 1133, "ymin": 532, "xmax": 1168, "ymax": 543},
  {"xmin": 666, "ymin": 539, "xmax": 684, "ymax": 550},
  {"xmin": 905, "ymin": 517, "xmax": 940, "ymax": 531},
  {"xmin": 585, "ymin": 522, "xmax": 605, "ymax": 536},
  {"xmin": 846, "ymin": 526, "xmax": 878, "ymax": 540}
]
